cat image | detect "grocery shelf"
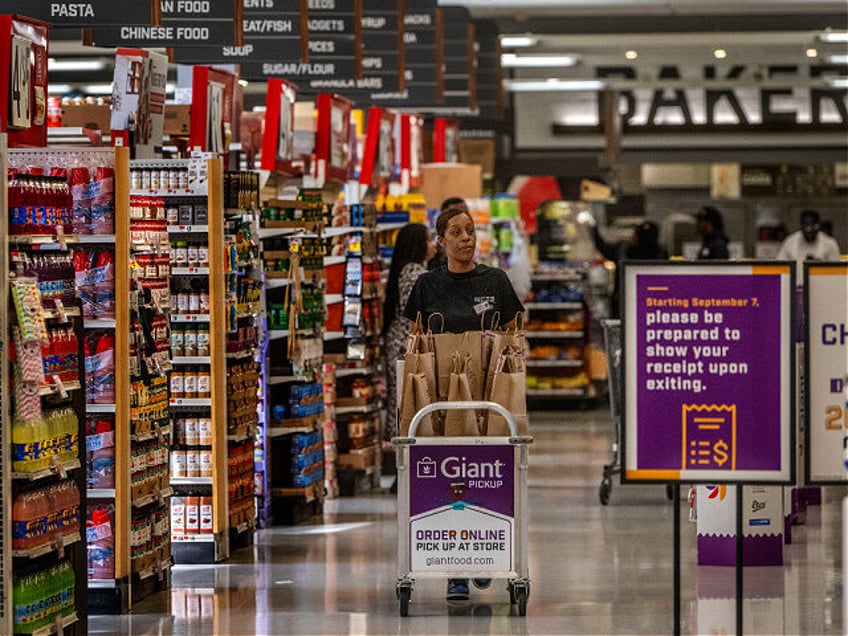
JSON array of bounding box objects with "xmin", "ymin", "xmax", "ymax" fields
[
  {"xmin": 12, "ymin": 532, "xmax": 82, "ymax": 559},
  {"xmin": 12, "ymin": 458, "xmax": 81, "ymax": 481},
  {"xmin": 525, "ymin": 330, "xmax": 584, "ymax": 339},
  {"xmin": 86, "ymin": 403, "xmax": 117, "ymax": 414},
  {"xmin": 171, "ymin": 533, "xmax": 216, "ymax": 543},
  {"xmin": 88, "ymin": 488, "xmax": 117, "ymax": 499},
  {"xmin": 132, "ymin": 487, "xmax": 174, "ymax": 509},
  {"xmin": 169, "ymin": 398, "xmax": 213, "ymax": 407},
  {"xmin": 525, "ymin": 302, "xmax": 583, "ymax": 310},
  {"xmin": 167, "ymin": 225, "xmax": 209, "ymax": 234},
  {"xmin": 526, "ymin": 359, "xmax": 584, "ymax": 367},
  {"xmin": 170, "ymin": 477, "xmax": 214, "ymax": 486},
  {"xmin": 527, "ymin": 388, "xmax": 586, "ymax": 397}
]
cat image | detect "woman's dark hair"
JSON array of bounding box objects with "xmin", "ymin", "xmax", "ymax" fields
[
  {"xmin": 631, "ymin": 221, "xmax": 663, "ymax": 259},
  {"xmin": 382, "ymin": 223, "xmax": 431, "ymax": 334},
  {"xmin": 440, "ymin": 196, "xmax": 466, "ymax": 212},
  {"xmin": 435, "ymin": 207, "xmax": 472, "ymax": 238}
]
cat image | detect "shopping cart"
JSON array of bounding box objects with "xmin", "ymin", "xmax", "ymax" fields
[
  {"xmin": 599, "ymin": 319, "xmax": 622, "ymax": 505},
  {"xmin": 394, "ymin": 401, "xmax": 533, "ymax": 617},
  {"xmin": 599, "ymin": 319, "xmax": 673, "ymax": 505}
]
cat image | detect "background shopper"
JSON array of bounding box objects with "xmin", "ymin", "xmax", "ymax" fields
[
  {"xmin": 403, "ymin": 203, "xmax": 524, "ymax": 601},
  {"xmin": 776, "ymin": 209, "xmax": 841, "ymax": 269},
  {"xmin": 382, "ymin": 223, "xmax": 436, "ymax": 450},
  {"xmin": 592, "ymin": 220, "xmax": 668, "ymax": 317},
  {"xmin": 695, "ymin": 205, "xmax": 730, "ymax": 260}
]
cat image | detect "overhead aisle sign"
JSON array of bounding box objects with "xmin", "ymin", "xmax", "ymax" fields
[
  {"xmin": 90, "ymin": 0, "xmax": 242, "ymax": 47},
  {"xmin": 622, "ymin": 262, "xmax": 795, "ymax": 484},
  {"xmin": 440, "ymin": 7, "xmax": 475, "ymax": 113},
  {"xmin": 804, "ymin": 263, "xmax": 848, "ymax": 484},
  {"xmin": 1, "ymin": 0, "xmax": 153, "ymax": 25}
]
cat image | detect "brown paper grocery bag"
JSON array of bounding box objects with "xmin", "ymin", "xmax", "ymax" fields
[
  {"xmin": 443, "ymin": 351, "xmax": 480, "ymax": 436},
  {"xmin": 485, "ymin": 348, "xmax": 528, "ymax": 436},
  {"xmin": 399, "ymin": 372, "xmax": 437, "ymax": 436}
]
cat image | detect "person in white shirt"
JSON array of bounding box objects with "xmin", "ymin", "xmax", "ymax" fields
[{"xmin": 776, "ymin": 210, "xmax": 841, "ymax": 268}]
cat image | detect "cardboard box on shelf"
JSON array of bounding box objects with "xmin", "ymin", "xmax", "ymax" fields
[
  {"xmin": 164, "ymin": 104, "xmax": 191, "ymax": 136},
  {"xmin": 458, "ymin": 138, "xmax": 495, "ymax": 178},
  {"xmin": 61, "ymin": 103, "xmax": 112, "ymax": 132},
  {"xmin": 419, "ymin": 163, "xmax": 482, "ymax": 210}
]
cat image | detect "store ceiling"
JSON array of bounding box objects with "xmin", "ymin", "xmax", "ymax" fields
[{"xmin": 46, "ymin": 1, "xmax": 847, "ymax": 96}]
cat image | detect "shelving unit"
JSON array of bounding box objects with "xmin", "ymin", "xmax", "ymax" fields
[
  {"xmin": 126, "ymin": 158, "xmax": 229, "ymax": 565},
  {"xmin": 4, "ymin": 144, "xmax": 103, "ymax": 634},
  {"xmin": 258, "ymin": 187, "xmax": 332, "ymax": 523}
]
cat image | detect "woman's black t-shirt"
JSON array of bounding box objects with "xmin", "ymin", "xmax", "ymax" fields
[{"xmin": 403, "ymin": 264, "xmax": 524, "ymax": 333}]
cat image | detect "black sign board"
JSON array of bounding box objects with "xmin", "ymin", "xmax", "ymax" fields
[
  {"xmin": 360, "ymin": 0, "xmax": 404, "ymax": 91},
  {"xmin": 441, "ymin": 7, "xmax": 474, "ymax": 111},
  {"xmin": 472, "ymin": 19, "xmax": 504, "ymax": 120},
  {"xmin": 173, "ymin": 10, "xmax": 303, "ymax": 63},
  {"xmin": 2, "ymin": 0, "xmax": 153, "ymax": 26},
  {"xmin": 90, "ymin": 21, "xmax": 238, "ymax": 47},
  {"xmin": 160, "ymin": 0, "xmax": 235, "ymax": 20}
]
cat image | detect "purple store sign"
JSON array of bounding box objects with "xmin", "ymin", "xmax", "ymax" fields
[
  {"xmin": 408, "ymin": 443, "xmax": 515, "ymax": 573},
  {"xmin": 622, "ymin": 263, "xmax": 794, "ymax": 484}
]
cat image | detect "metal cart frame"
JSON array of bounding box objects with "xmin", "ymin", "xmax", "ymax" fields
[
  {"xmin": 394, "ymin": 401, "xmax": 533, "ymax": 616},
  {"xmin": 599, "ymin": 319, "xmax": 622, "ymax": 504},
  {"xmin": 599, "ymin": 319, "xmax": 673, "ymax": 505}
]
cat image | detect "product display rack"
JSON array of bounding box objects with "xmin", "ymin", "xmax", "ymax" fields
[
  {"xmin": 74, "ymin": 147, "xmax": 131, "ymax": 614},
  {"xmin": 331, "ymin": 208, "xmax": 384, "ymax": 496},
  {"xmin": 0, "ymin": 133, "xmax": 10, "ymax": 634},
  {"xmin": 4, "ymin": 145, "xmax": 104, "ymax": 635},
  {"xmin": 259, "ymin": 187, "xmax": 335, "ymax": 523},
  {"xmin": 130, "ymin": 157, "xmax": 229, "ymax": 564},
  {"xmin": 525, "ymin": 267, "xmax": 592, "ymax": 400},
  {"xmin": 222, "ymin": 172, "xmax": 262, "ymax": 550}
]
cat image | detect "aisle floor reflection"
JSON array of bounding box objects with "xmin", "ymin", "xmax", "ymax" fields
[{"xmin": 90, "ymin": 408, "xmax": 845, "ymax": 635}]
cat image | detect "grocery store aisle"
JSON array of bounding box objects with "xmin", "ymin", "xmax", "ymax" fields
[{"xmin": 90, "ymin": 407, "xmax": 844, "ymax": 635}]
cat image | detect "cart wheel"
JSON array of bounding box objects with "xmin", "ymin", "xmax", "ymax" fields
[
  {"xmin": 666, "ymin": 484, "xmax": 675, "ymax": 500},
  {"xmin": 599, "ymin": 477, "xmax": 612, "ymax": 505},
  {"xmin": 508, "ymin": 582, "xmax": 516, "ymax": 605},
  {"xmin": 398, "ymin": 586, "xmax": 411, "ymax": 617},
  {"xmin": 515, "ymin": 586, "xmax": 528, "ymax": 616}
]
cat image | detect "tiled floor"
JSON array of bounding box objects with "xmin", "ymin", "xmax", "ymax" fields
[{"xmin": 91, "ymin": 406, "xmax": 845, "ymax": 635}]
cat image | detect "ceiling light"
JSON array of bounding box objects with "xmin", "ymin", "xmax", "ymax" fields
[
  {"xmin": 819, "ymin": 30, "xmax": 848, "ymax": 43},
  {"xmin": 47, "ymin": 84, "xmax": 73, "ymax": 95},
  {"xmin": 805, "ymin": 48, "xmax": 818, "ymax": 58},
  {"xmin": 48, "ymin": 58, "xmax": 107, "ymax": 72},
  {"xmin": 501, "ymin": 53, "xmax": 579, "ymax": 68},
  {"xmin": 503, "ymin": 78, "xmax": 605, "ymax": 92},
  {"xmin": 828, "ymin": 55, "xmax": 848, "ymax": 64},
  {"xmin": 713, "ymin": 48, "xmax": 728, "ymax": 60},
  {"xmin": 499, "ymin": 34, "xmax": 538, "ymax": 48},
  {"xmin": 828, "ymin": 78, "xmax": 848, "ymax": 88},
  {"xmin": 82, "ymin": 84, "xmax": 116, "ymax": 95},
  {"xmin": 625, "ymin": 50, "xmax": 638, "ymax": 60}
]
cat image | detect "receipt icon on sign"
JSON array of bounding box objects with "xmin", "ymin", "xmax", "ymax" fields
[
  {"xmin": 682, "ymin": 404, "xmax": 736, "ymax": 471},
  {"xmin": 417, "ymin": 457, "xmax": 436, "ymax": 478}
]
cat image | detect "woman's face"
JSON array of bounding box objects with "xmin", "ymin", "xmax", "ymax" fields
[{"xmin": 440, "ymin": 213, "xmax": 476, "ymax": 270}]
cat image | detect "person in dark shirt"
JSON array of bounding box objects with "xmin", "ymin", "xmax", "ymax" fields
[
  {"xmin": 405, "ymin": 205, "xmax": 524, "ymax": 332},
  {"xmin": 592, "ymin": 220, "xmax": 668, "ymax": 318},
  {"xmin": 426, "ymin": 197, "xmax": 465, "ymax": 271},
  {"xmin": 695, "ymin": 205, "xmax": 730, "ymax": 260},
  {"xmin": 402, "ymin": 202, "xmax": 524, "ymax": 602}
]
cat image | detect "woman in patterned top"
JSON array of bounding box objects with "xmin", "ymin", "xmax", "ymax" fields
[{"xmin": 382, "ymin": 223, "xmax": 436, "ymax": 447}]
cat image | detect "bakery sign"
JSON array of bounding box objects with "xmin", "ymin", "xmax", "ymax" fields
[{"xmin": 548, "ymin": 63, "xmax": 847, "ymax": 134}]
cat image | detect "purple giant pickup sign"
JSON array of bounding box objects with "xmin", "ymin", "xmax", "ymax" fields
[
  {"xmin": 407, "ymin": 443, "xmax": 516, "ymax": 574},
  {"xmin": 622, "ymin": 263, "xmax": 794, "ymax": 484}
]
